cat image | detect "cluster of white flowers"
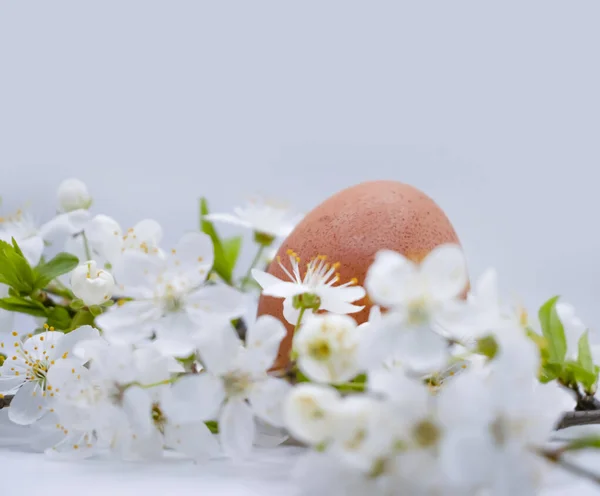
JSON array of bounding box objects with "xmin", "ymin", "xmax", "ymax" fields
[{"xmin": 0, "ymin": 178, "xmax": 599, "ymax": 495}]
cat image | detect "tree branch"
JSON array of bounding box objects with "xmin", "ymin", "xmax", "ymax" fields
[
  {"xmin": 0, "ymin": 395, "xmax": 13, "ymax": 409},
  {"xmin": 556, "ymin": 411, "xmax": 600, "ymax": 430}
]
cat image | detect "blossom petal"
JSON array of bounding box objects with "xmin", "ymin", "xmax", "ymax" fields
[
  {"xmin": 52, "ymin": 325, "xmax": 100, "ymax": 362},
  {"xmin": 204, "ymin": 213, "xmax": 251, "ymax": 229},
  {"xmin": 219, "ymin": 398, "xmax": 255, "ymax": 459},
  {"xmin": 320, "ymin": 285, "xmax": 366, "ymax": 309},
  {"xmin": 132, "ymin": 219, "xmax": 162, "ymax": 247},
  {"xmin": 17, "ymin": 237, "xmax": 45, "ymax": 267},
  {"xmin": 196, "ymin": 324, "xmax": 242, "ymax": 376},
  {"xmin": 134, "ymin": 347, "xmax": 171, "ymax": 385},
  {"xmin": 248, "ymin": 377, "xmax": 291, "ymax": 427},
  {"xmin": 186, "ymin": 284, "xmax": 246, "ymax": 324},
  {"xmin": 0, "ymin": 374, "xmax": 25, "ymax": 393},
  {"xmin": 243, "ymin": 316, "xmax": 286, "ymax": 373},
  {"xmin": 46, "ymin": 359, "xmax": 89, "ymax": 392},
  {"xmin": 420, "ymin": 244, "xmax": 468, "ymax": 301},
  {"xmin": 167, "ymin": 231, "xmax": 213, "ymax": 284},
  {"xmin": 166, "ymin": 374, "xmax": 225, "ymax": 423},
  {"xmin": 8, "ymin": 382, "xmax": 47, "ymax": 425},
  {"xmin": 282, "ymin": 297, "xmax": 302, "ymax": 326},
  {"xmin": 397, "ymin": 327, "xmax": 448, "ymax": 374},
  {"xmin": 113, "ymin": 251, "xmax": 164, "ymax": 298},
  {"xmin": 122, "ymin": 386, "xmax": 153, "ymax": 437},
  {"xmin": 319, "ymin": 298, "xmax": 364, "ymax": 315},
  {"xmin": 85, "ymin": 214, "xmax": 123, "ymax": 265},
  {"xmin": 22, "ymin": 331, "xmax": 63, "ymax": 356},
  {"xmin": 45, "ymin": 429, "xmax": 98, "ymax": 460},
  {"xmin": 283, "ymin": 383, "xmax": 341, "ymax": 445},
  {"xmin": 365, "ymin": 250, "xmax": 419, "ymax": 307},
  {"xmin": 251, "ymin": 270, "xmax": 302, "ymax": 298},
  {"xmin": 357, "ymin": 311, "xmax": 405, "ymax": 371},
  {"xmin": 164, "ymin": 422, "xmax": 220, "ymax": 461},
  {"xmin": 151, "ymin": 311, "xmax": 198, "ymax": 357},
  {"xmin": 95, "ymin": 300, "xmax": 159, "ymax": 332}
]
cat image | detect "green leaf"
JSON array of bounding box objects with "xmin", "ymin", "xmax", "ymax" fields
[
  {"xmin": 539, "ymin": 362, "xmax": 562, "ymax": 383},
  {"xmin": 0, "ymin": 239, "xmax": 35, "ymax": 294},
  {"xmin": 205, "ymin": 420, "xmax": 219, "ymax": 434},
  {"xmin": 565, "ymin": 361, "xmax": 598, "ymax": 392},
  {"xmin": 562, "ymin": 435, "xmax": 600, "ymax": 451},
  {"xmin": 223, "ymin": 236, "xmax": 243, "ymax": 272},
  {"xmin": 68, "ymin": 310, "xmax": 95, "ymax": 331},
  {"xmin": 538, "ymin": 296, "xmax": 567, "ymax": 364},
  {"xmin": 578, "ymin": 331, "xmax": 595, "ymax": 372},
  {"xmin": 199, "ymin": 197, "xmax": 232, "ymax": 284},
  {"xmin": 34, "ymin": 252, "xmax": 79, "ymax": 288},
  {"xmin": 11, "ymin": 238, "xmax": 25, "ymax": 258},
  {"xmin": 0, "ymin": 296, "xmax": 48, "ymax": 318},
  {"xmin": 46, "ymin": 306, "xmax": 72, "ymax": 330}
]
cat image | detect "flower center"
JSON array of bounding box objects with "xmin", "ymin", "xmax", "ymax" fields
[
  {"xmin": 163, "ymin": 285, "xmax": 184, "ymax": 313},
  {"xmin": 407, "ymin": 297, "xmax": 430, "ymax": 326},
  {"xmin": 223, "ymin": 372, "xmax": 251, "ymax": 397},
  {"xmin": 369, "ymin": 457, "xmax": 390, "ymax": 479},
  {"xmin": 31, "ymin": 359, "xmax": 49, "ymax": 385},
  {"xmin": 307, "ymin": 339, "xmax": 331, "ymax": 361},
  {"xmin": 152, "ymin": 403, "xmax": 167, "ymax": 433},
  {"xmin": 293, "ymin": 292, "xmax": 321, "ymax": 311},
  {"xmin": 412, "ymin": 419, "xmax": 441, "ymax": 448}
]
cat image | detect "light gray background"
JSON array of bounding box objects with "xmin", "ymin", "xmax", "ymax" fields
[{"xmin": 1, "ymin": 1, "xmax": 599, "ymax": 331}]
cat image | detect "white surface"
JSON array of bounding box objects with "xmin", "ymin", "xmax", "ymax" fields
[{"xmin": 0, "ymin": 446, "xmax": 303, "ymax": 496}]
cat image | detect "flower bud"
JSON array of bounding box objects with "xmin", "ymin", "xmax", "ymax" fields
[
  {"xmin": 57, "ymin": 178, "xmax": 92, "ymax": 212},
  {"xmin": 70, "ymin": 261, "xmax": 115, "ymax": 306}
]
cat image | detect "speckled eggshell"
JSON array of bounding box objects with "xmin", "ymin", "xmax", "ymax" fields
[{"xmin": 257, "ymin": 180, "xmax": 464, "ymax": 370}]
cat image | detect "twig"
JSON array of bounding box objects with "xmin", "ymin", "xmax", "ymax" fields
[
  {"xmin": 537, "ymin": 447, "xmax": 600, "ymax": 485},
  {"xmin": 556, "ymin": 411, "xmax": 600, "ymax": 430}
]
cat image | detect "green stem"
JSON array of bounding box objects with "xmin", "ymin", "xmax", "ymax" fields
[
  {"xmin": 81, "ymin": 231, "xmax": 92, "ymax": 261},
  {"xmin": 334, "ymin": 382, "xmax": 366, "ymax": 393},
  {"xmin": 537, "ymin": 447, "xmax": 600, "ymax": 485},
  {"xmin": 45, "ymin": 286, "xmax": 75, "ymax": 301},
  {"xmin": 70, "ymin": 309, "xmax": 95, "ymax": 331},
  {"xmin": 140, "ymin": 377, "xmax": 178, "ymax": 389},
  {"xmin": 294, "ymin": 307, "xmax": 307, "ymax": 334},
  {"xmin": 240, "ymin": 244, "xmax": 266, "ymax": 291}
]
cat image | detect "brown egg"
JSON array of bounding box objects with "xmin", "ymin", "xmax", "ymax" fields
[{"xmin": 257, "ymin": 180, "xmax": 465, "ymax": 370}]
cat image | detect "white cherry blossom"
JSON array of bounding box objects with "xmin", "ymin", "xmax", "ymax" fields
[
  {"xmin": 64, "ymin": 214, "xmax": 163, "ymax": 271},
  {"xmin": 0, "ymin": 325, "xmax": 99, "ymax": 425},
  {"xmin": 96, "ymin": 231, "xmax": 244, "ymax": 356},
  {"xmin": 205, "ymin": 197, "xmax": 302, "ymax": 239},
  {"xmin": 252, "ymin": 250, "xmax": 365, "ymax": 325},
  {"xmin": 283, "ymin": 383, "xmax": 342, "ymax": 445},
  {"xmin": 70, "ymin": 261, "xmax": 115, "ymax": 306},
  {"xmin": 172, "ymin": 316, "xmax": 291, "ymax": 459},
  {"xmin": 293, "ymin": 313, "xmax": 363, "ymax": 384},
  {"xmin": 360, "ymin": 244, "xmax": 468, "ymax": 374},
  {"xmin": 0, "ymin": 208, "xmax": 86, "ymax": 265},
  {"xmin": 57, "ymin": 178, "xmax": 92, "ymax": 213}
]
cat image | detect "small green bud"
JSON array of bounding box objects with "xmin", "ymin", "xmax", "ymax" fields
[
  {"xmin": 253, "ymin": 231, "xmax": 275, "ymax": 247},
  {"xmin": 89, "ymin": 305, "xmax": 103, "ymax": 317},
  {"xmin": 476, "ymin": 335, "xmax": 499, "ymax": 360},
  {"xmin": 70, "ymin": 299, "xmax": 85, "ymax": 310}
]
